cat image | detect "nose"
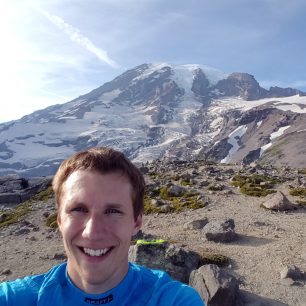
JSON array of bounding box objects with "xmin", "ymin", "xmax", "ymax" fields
[{"xmin": 82, "ymin": 214, "xmax": 107, "ymax": 240}]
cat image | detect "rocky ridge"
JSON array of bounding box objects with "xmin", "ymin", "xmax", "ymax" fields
[{"xmin": 0, "ymin": 161, "xmax": 306, "ymax": 305}]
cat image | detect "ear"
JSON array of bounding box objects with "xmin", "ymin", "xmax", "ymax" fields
[{"xmin": 132, "ymin": 214, "xmax": 143, "ymax": 236}]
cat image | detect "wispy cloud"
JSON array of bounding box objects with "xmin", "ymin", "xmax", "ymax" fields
[{"xmin": 34, "ymin": 6, "xmax": 120, "ymax": 68}]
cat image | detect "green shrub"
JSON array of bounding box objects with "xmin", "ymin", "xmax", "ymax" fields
[
  {"xmin": 159, "ymin": 186, "xmax": 170, "ymax": 200},
  {"xmin": 45, "ymin": 212, "xmax": 58, "ymax": 229},
  {"xmin": 230, "ymin": 174, "xmax": 279, "ymax": 197},
  {"xmin": 289, "ymin": 188, "xmax": 306, "ymax": 197},
  {"xmin": 0, "ymin": 201, "xmax": 32, "ymax": 228},
  {"xmin": 180, "ymin": 180, "xmax": 191, "ymax": 186},
  {"xmin": 199, "ymin": 253, "xmax": 230, "ymax": 267},
  {"xmin": 144, "ymin": 189, "xmax": 203, "ymax": 214},
  {"xmin": 33, "ymin": 186, "xmax": 54, "ymax": 202}
]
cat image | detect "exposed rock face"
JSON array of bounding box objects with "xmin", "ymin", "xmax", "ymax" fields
[
  {"xmin": 0, "ymin": 176, "xmax": 52, "ymax": 206},
  {"xmin": 268, "ymin": 86, "xmax": 304, "ymax": 98},
  {"xmin": 213, "ymin": 73, "xmax": 268, "ymax": 100},
  {"xmin": 203, "ymin": 106, "xmax": 306, "ymax": 168},
  {"xmin": 191, "ymin": 68, "xmax": 211, "ymax": 104},
  {"xmin": 189, "ymin": 264, "xmax": 240, "ymax": 306}
]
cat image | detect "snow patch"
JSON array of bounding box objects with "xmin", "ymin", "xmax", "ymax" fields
[
  {"xmin": 260, "ymin": 125, "xmax": 291, "ymax": 156},
  {"xmin": 221, "ymin": 125, "xmax": 248, "ymax": 163}
]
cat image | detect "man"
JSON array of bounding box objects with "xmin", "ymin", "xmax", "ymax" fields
[{"xmin": 0, "ymin": 147, "xmax": 205, "ymax": 305}]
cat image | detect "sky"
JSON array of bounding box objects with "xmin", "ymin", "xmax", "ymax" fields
[{"xmin": 1, "ymin": 0, "xmax": 306, "ymax": 123}]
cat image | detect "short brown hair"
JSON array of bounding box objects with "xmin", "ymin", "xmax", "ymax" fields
[{"xmin": 52, "ymin": 147, "xmax": 145, "ymax": 219}]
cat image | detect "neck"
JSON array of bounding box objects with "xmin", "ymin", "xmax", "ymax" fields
[{"xmin": 67, "ymin": 263, "xmax": 129, "ymax": 294}]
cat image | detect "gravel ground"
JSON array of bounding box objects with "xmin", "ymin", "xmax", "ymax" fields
[{"xmin": 0, "ymin": 181, "xmax": 305, "ymax": 306}]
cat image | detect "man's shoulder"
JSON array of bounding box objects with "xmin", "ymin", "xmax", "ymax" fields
[
  {"xmin": 0, "ymin": 263, "xmax": 66, "ymax": 305},
  {"xmin": 130, "ymin": 262, "xmax": 171, "ymax": 281}
]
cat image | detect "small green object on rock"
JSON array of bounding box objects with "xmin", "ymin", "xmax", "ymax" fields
[{"xmin": 136, "ymin": 239, "xmax": 167, "ymax": 245}]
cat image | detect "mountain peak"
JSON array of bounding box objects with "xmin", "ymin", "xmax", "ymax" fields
[{"xmin": 1, "ymin": 63, "xmax": 306, "ymax": 177}]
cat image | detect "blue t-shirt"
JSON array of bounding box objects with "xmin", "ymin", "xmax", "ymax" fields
[{"xmin": 0, "ymin": 262, "xmax": 205, "ymax": 305}]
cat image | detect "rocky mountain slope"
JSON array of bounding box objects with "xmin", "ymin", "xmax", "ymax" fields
[
  {"xmin": 1, "ymin": 161, "xmax": 306, "ymax": 305},
  {"xmin": 0, "ymin": 63, "xmax": 306, "ymax": 177}
]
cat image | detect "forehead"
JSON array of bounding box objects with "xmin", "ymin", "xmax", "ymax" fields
[{"xmin": 62, "ymin": 170, "xmax": 133, "ymax": 200}]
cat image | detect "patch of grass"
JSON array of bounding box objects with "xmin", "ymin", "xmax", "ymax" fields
[
  {"xmin": 45, "ymin": 212, "xmax": 58, "ymax": 229},
  {"xmin": 208, "ymin": 184, "xmax": 223, "ymax": 191},
  {"xmin": 180, "ymin": 180, "xmax": 192, "ymax": 186},
  {"xmin": 144, "ymin": 195, "xmax": 163, "ymax": 214},
  {"xmin": 230, "ymin": 174, "xmax": 279, "ymax": 197},
  {"xmin": 33, "ymin": 186, "xmax": 54, "ymax": 202},
  {"xmin": 144, "ymin": 188, "xmax": 204, "ymax": 214},
  {"xmin": 0, "ymin": 186, "xmax": 54, "ymax": 229},
  {"xmin": 289, "ymin": 188, "xmax": 306, "ymax": 197},
  {"xmin": 199, "ymin": 252, "xmax": 230, "ymax": 267},
  {"xmin": 0, "ymin": 201, "xmax": 32, "ymax": 228},
  {"xmin": 240, "ymin": 185, "xmax": 276, "ymax": 197}
]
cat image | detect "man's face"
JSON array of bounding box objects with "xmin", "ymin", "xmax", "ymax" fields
[{"xmin": 57, "ymin": 170, "xmax": 142, "ymax": 294}]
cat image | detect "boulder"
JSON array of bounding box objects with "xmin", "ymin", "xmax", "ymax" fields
[
  {"xmin": 183, "ymin": 218, "xmax": 209, "ymax": 230},
  {"xmin": 129, "ymin": 243, "xmax": 200, "ymax": 283},
  {"xmin": 202, "ymin": 219, "xmax": 238, "ymax": 243},
  {"xmin": 189, "ymin": 264, "xmax": 239, "ymax": 306},
  {"xmin": 167, "ymin": 184, "xmax": 186, "ymax": 197},
  {"xmin": 280, "ymin": 265, "xmax": 304, "ymax": 280},
  {"xmin": 261, "ymin": 191, "xmax": 296, "ymax": 211}
]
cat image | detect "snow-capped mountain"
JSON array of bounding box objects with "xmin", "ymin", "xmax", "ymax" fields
[{"xmin": 1, "ymin": 62, "xmax": 306, "ymax": 177}]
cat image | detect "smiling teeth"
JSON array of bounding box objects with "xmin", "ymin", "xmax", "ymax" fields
[{"xmin": 83, "ymin": 248, "xmax": 110, "ymax": 256}]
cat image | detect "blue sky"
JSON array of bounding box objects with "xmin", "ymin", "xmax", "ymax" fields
[{"xmin": 1, "ymin": 0, "xmax": 306, "ymax": 123}]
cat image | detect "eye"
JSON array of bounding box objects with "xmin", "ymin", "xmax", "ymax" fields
[
  {"xmin": 72, "ymin": 206, "xmax": 88, "ymax": 213},
  {"xmin": 105, "ymin": 208, "xmax": 122, "ymax": 215}
]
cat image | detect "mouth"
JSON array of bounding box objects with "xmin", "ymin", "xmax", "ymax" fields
[{"xmin": 80, "ymin": 247, "xmax": 113, "ymax": 257}]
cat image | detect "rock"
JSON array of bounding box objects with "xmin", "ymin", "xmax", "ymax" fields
[
  {"xmin": 14, "ymin": 228, "xmax": 31, "ymax": 236},
  {"xmin": 0, "ymin": 212, "xmax": 8, "ymax": 223},
  {"xmin": 183, "ymin": 218, "xmax": 209, "ymax": 230},
  {"xmin": 0, "ymin": 176, "xmax": 52, "ymax": 206},
  {"xmin": 167, "ymin": 184, "xmax": 186, "ymax": 197},
  {"xmin": 150, "ymin": 199, "xmax": 166, "ymax": 207},
  {"xmin": 129, "ymin": 243, "xmax": 200, "ymax": 283},
  {"xmin": 189, "ymin": 264, "xmax": 239, "ymax": 306},
  {"xmin": 1, "ymin": 269, "xmax": 12, "ymax": 276},
  {"xmin": 280, "ymin": 265, "xmax": 304, "ymax": 280},
  {"xmin": 261, "ymin": 191, "xmax": 296, "ymax": 211},
  {"xmin": 159, "ymin": 204, "xmax": 172, "ymax": 213},
  {"xmin": 42, "ymin": 211, "xmax": 50, "ymax": 218},
  {"xmin": 202, "ymin": 219, "xmax": 238, "ymax": 243},
  {"xmin": 52, "ymin": 252, "xmax": 67, "ymax": 260}
]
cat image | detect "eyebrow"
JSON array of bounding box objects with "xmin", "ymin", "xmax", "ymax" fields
[{"xmin": 104, "ymin": 203, "xmax": 124, "ymax": 209}]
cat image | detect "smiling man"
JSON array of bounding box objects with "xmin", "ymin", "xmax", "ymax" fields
[{"xmin": 0, "ymin": 147, "xmax": 205, "ymax": 305}]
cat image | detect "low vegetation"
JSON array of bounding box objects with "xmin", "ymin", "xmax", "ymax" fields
[
  {"xmin": 289, "ymin": 187, "xmax": 306, "ymax": 197},
  {"xmin": 199, "ymin": 252, "xmax": 230, "ymax": 267},
  {"xmin": 230, "ymin": 174, "xmax": 280, "ymax": 197},
  {"xmin": 45, "ymin": 212, "xmax": 58, "ymax": 229},
  {"xmin": 0, "ymin": 201, "xmax": 32, "ymax": 229},
  {"xmin": 144, "ymin": 185, "xmax": 205, "ymax": 214},
  {"xmin": 289, "ymin": 187, "xmax": 306, "ymax": 207},
  {"xmin": 0, "ymin": 186, "xmax": 54, "ymax": 229}
]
